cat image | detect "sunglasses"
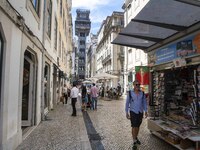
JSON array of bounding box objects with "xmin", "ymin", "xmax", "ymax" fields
[{"xmin": 135, "ymin": 84, "xmax": 140, "ymax": 86}]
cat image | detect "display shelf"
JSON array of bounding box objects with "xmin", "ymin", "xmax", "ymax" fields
[
  {"xmin": 148, "ymin": 119, "xmax": 199, "ymax": 150},
  {"xmin": 152, "ymin": 131, "xmax": 194, "ymax": 150}
]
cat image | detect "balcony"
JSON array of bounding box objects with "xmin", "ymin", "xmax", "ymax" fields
[{"xmin": 102, "ymin": 54, "xmax": 111, "ymax": 65}]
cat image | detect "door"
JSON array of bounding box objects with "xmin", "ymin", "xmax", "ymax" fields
[{"xmin": 22, "ymin": 57, "xmax": 34, "ymax": 126}]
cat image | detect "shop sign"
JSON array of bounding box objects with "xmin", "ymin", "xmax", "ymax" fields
[{"xmin": 149, "ymin": 32, "xmax": 200, "ymax": 65}]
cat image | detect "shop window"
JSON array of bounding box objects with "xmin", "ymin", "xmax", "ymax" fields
[
  {"xmin": 0, "ymin": 32, "xmax": 3, "ymax": 100},
  {"xmin": 31, "ymin": 0, "xmax": 40, "ymax": 15},
  {"xmin": 46, "ymin": 0, "xmax": 52, "ymax": 38}
]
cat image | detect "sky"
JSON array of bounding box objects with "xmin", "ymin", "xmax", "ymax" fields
[{"xmin": 72, "ymin": 0, "xmax": 124, "ymax": 36}]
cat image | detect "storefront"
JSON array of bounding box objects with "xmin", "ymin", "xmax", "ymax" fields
[
  {"xmin": 0, "ymin": 25, "xmax": 4, "ymax": 149},
  {"xmin": 148, "ymin": 31, "xmax": 200, "ymax": 149},
  {"xmin": 22, "ymin": 50, "xmax": 37, "ymax": 127},
  {"xmin": 112, "ymin": 0, "xmax": 200, "ymax": 149}
]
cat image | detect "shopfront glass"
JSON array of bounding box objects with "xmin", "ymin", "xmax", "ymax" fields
[
  {"xmin": 0, "ymin": 33, "xmax": 3, "ymax": 101},
  {"xmin": 44, "ymin": 64, "xmax": 50, "ymax": 109}
]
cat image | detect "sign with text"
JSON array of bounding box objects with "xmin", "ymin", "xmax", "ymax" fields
[{"xmin": 150, "ymin": 32, "xmax": 200, "ymax": 65}]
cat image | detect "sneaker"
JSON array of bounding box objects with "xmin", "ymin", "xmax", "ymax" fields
[
  {"xmin": 132, "ymin": 143, "xmax": 137, "ymax": 150},
  {"xmin": 136, "ymin": 138, "xmax": 141, "ymax": 145}
]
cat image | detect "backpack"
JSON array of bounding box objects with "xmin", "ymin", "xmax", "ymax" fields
[{"xmin": 129, "ymin": 90, "xmax": 145, "ymax": 101}]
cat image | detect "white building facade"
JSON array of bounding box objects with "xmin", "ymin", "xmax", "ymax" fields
[
  {"xmin": 96, "ymin": 12, "xmax": 124, "ymax": 88},
  {"xmin": 122, "ymin": 0, "xmax": 149, "ymax": 93},
  {"xmin": 0, "ymin": 0, "xmax": 72, "ymax": 149}
]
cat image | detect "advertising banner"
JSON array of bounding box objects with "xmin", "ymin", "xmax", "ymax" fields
[
  {"xmin": 149, "ymin": 32, "xmax": 200, "ymax": 65},
  {"xmin": 135, "ymin": 66, "xmax": 149, "ymax": 93}
]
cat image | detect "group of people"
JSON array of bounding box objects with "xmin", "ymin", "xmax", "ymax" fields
[
  {"xmin": 104, "ymin": 83, "xmax": 122, "ymax": 98},
  {"xmin": 62, "ymin": 80, "xmax": 148, "ymax": 150},
  {"xmin": 61, "ymin": 82, "xmax": 99, "ymax": 117},
  {"xmin": 81, "ymin": 83, "xmax": 99, "ymax": 111}
]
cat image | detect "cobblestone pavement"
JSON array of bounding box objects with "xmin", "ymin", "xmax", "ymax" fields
[
  {"xmin": 16, "ymin": 96, "xmax": 177, "ymax": 150},
  {"xmin": 16, "ymin": 101, "xmax": 91, "ymax": 150},
  {"xmin": 87, "ymin": 96, "xmax": 177, "ymax": 150}
]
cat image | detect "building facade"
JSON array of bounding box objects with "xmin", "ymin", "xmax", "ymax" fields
[
  {"xmin": 96, "ymin": 12, "xmax": 124, "ymax": 88},
  {"xmin": 86, "ymin": 33, "xmax": 98, "ymax": 78},
  {"xmin": 75, "ymin": 9, "xmax": 91, "ymax": 80},
  {"xmin": 122, "ymin": 0, "xmax": 149, "ymax": 93},
  {"xmin": 0, "ymin": 0, "xmax": 72, "ymax": 149}
]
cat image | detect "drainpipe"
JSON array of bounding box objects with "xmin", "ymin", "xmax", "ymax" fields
[{"xmin": 41, "ymin": 0, "xmax": 46, "ymax": 121}]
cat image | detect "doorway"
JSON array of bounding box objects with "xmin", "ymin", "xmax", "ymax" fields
[
  {"xmin": 0, "ymin": 32, "xmax": 3, "ymax": 104},
  {"xmin": 22, "ymin": 50, "xmax": 36, "ymax": 127},
  {"xmin": 44, "ymin": 63, "xmax": 50, "ymax": 112},
  {"xmin": 0, "ymin": 29, "xmax": 4, "ymax": 148}
]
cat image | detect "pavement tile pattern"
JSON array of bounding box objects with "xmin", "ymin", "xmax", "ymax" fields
[{"xmin": 16, "ymin": 96, "xmax": 177, "ymax": 150}]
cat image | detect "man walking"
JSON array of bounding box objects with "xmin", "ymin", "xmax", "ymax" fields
[
  {"xmin": 70, "ymin": 82, "xmax": 79, "ymax": 116},
  {"xmin": 125, "ymin": 80, "xmax": 148, "ymax": 150},
  {"xmin": 90, "ymin": 83, "xmax": 99, "ymax": 110},
  {"xmin": 63, "ymin": 84, "xmax": 68, "ymax": 104}
]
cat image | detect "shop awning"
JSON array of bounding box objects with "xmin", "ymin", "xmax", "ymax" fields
[{"xmin": 112, "ymin": 0, "xmax": 200, "ymax": 52}]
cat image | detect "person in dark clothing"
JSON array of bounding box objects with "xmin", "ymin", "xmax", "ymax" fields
[{"xmin": 81, "ymin": 85, "xmax": 87, "ymax": 111}]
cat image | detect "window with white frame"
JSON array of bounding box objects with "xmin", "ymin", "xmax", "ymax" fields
[
  {"xmin": 54, "ymin": 17, "xmax": 58, "ymax": 50},
  {"xmin": 31, "ymin": 0, "xmax": 40, "ymax": 15},
  {"xmin": 59, "ymin": 33, "xmax": 61, "ymax": 57},
  {"xmin": 0, "ymin": 31, "xmax": 3, "ymax": 99},
  {"xmin": 60, "ymin": 0, "xmax": 62, "ymax": 16},
  {"xmin": 47, "ymin": 0, "xmax": 52, "ymax": 38}
]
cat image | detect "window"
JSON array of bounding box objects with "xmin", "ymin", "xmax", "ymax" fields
[
  {"xmin": 62, "ymin": 42, "xmax": 64, "ymax": 61},
  {"xmin": 54, "ymin": 18, "xmax": 58, "ymax": 50},
  {"xmin": 80, "ymin": 33, "xmax": 85, "ymax": 37},
  {"xmin": 0, "ymin": 32, "xmax": 3, "ymax": 100},
  {"xmin": 59, "ymin": 33, "xmax": 61, "ymax": 57},
  {"xmin": 80, "ymin": 41, "xmax": 85, "ymax": 45},
  {"xmin": 31, "ymin": 0, "xmax": 40, "ymax": 15},
  {"xmin": 63, "ymin": 11, "xmax": 65, "ymax": 27},
  {"xmin": 47, "ymin": 0, "xmax": 52, "ymax": 38},
  {"xmin": 60, "ymin": 0, "xmax": 62, "ymax": 16}
]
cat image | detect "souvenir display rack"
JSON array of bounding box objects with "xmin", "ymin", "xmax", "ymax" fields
[{"xmin": 148, "ymin": 65, "xmax": 200, "ymax": 150}]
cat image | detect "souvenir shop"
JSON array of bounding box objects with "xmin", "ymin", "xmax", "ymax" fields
[
  {"xmin": 147, "ymin": 31, "xmax": 200, "ymax": 150},
  {"xmin": 111, "ymin": 0, "xmax": 200, "ymax": 149}
]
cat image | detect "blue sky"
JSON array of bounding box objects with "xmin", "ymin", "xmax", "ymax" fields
[{"xmin": 72, "ymin": 0, "xmax": 124, "ymax": 35}]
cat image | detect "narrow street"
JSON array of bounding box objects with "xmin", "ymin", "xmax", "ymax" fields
[{"xmin": 16, "ymin": 96, "xmax": 176, "ymax": 150}]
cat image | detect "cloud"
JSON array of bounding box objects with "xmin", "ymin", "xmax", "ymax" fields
[{"xmin": 72, "ymin": 0, "xmax": 112, "ymax": 10}]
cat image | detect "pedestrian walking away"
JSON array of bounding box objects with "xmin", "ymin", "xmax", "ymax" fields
[
  {"xmin": 81, "ymin": 85, "xmax": 88, "ymax": 111},
  {"xmin": 63, "ymin": 84, "xmax": 68, "ymax": 104},
  {"xmin": 90, "ymin": 83, "xmax": 99, "ymax": 110},
  {"xmin": 125, "ymin": 80, "xmax": 148, "ymax": 150},
  {"xmin": 70, "ymin": 82, "xmax": 79, "ymax": 116}
]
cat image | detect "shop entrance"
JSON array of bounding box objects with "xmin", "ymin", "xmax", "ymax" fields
[
  {"xmin": 53, "ymin": 65, "xmax": 57, "ymax": 105},
  {"xmin": 22, "ymin": 50, "xmax": 36, "ymax": 127},
  {"xmin": 44, "ymin": 63, "xmax": 50, "ymax": 112},
  {"xmin": 0, "ymin": 29, "xmax": 4, "ymax": 147},
  {"xmin": 0, "ymin": 31, "xmax": 3, "ymax": 107}
]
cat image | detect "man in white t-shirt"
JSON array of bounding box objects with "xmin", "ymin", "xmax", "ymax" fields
[{"xmin": 70, "ymin": 82, "xmax": 79, "ymax": 116}]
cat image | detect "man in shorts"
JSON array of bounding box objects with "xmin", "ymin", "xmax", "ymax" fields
[{"xmin": 125, "ymin": 80, "xmax": 148, "ymax": 150}]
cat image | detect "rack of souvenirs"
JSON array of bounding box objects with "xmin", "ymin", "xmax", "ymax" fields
[{"xmin": 148, "ymin": 65, "xmax": 200, "ymax": 150}]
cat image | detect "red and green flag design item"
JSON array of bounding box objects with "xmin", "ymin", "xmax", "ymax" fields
[{"xmin": 135, "ymin": 66, "xmax": 149, "ymax": 85}]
